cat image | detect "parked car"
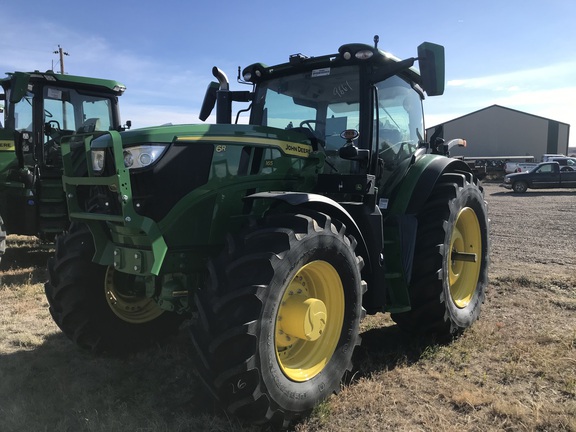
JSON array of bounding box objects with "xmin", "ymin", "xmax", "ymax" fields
[
  {"xmin": 548, "ymin": 157, "xmax": 576, "ymax": 169},
  {"xmin": 501, "ymin": 162, "xmax": 576, "ymax": 193},
  {"xmin": 515, "ymin": 163, "xmax": 538, "ymax": 172},
  {"xmin": 504, "ymin": 161, "xmax": 537, "ymax": 173},
  {"xmin": 541, "ymin": 153, "xmax": 565, "ymax": 162}
]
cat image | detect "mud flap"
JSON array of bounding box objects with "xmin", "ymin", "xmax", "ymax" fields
[{"xmin": 382, "ymin": 213, "xmax": 418, "ymax": 312}]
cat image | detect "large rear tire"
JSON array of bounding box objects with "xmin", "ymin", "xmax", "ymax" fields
[
  {"xmin": 392, "ymin": 171, "xmax": 489, "ymax": 336},
  {"xmin": 45, "ymin": 223, "xmax": 184, "ymax": 353},
  {"xmin": 190, "ymin": 210, "xmax": 364, "ymax": 428}
]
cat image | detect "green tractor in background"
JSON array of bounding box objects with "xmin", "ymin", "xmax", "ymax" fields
[
  {"xmin": 0, "ymin": 71, "xmax": 127, "ymax": 263},
  {"xmin": 45, "ymin": 36, "xmax": 489, "ymax": 428}
]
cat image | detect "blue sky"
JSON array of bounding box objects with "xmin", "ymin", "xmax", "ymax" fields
[{"xmin": 2, "ymin": 0, "xmax": 575, "ymax": 147}]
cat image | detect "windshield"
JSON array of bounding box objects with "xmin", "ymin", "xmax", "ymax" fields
[
  {"xmin": 535, "ymin": 164, "xmax": 554, "ymax": 174},
  {"xmin": 250, "ymin": 65, "xmax": 360, "ymax": 150},
  {"xmin": 10, "ymin": 86, "xmax": 115, "ymax": 135},
  {"xmin": 7, "ymin": 84, "xmax": 117, "ymax": 167},
  {"xmin": 13, "ymin": 92, "xmax": 34, "ymax": 131},
  {"xmin": 42, "ymin": 86, "xmax": 116, "ymax": 167},
  {"xmin": 43, "ymin": 86, "xmax": 114, "ymax": 138},
  {"xmin": 375, "ymin": 75, "xmax": 424, "ymax": 167},
  {"xmin": 250, "ymin": 65, "xmax": 424, "ymax": 175}
]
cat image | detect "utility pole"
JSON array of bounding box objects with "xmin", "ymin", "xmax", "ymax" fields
[{"xmin": 53, "ymin": 45, "xmax": 70, "ymax": 74}]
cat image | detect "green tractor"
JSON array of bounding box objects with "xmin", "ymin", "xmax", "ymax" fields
[
  {"xmin": 0, "ymin": 70, "xmax": 127, "ymax": 262},
  {"xmin": 46, "ymin": 37, "xmax": 489, "ymax": 428}
]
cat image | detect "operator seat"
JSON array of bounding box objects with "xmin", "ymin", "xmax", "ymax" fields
[
  {"xmin": 379, "ymin": 128, "xmax": 401, "ymax": 157},
  {"xmin": 77, "ymin": 118, "xmax": 101, "ymax": 134}
]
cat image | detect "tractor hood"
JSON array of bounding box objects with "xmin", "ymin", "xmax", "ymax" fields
[{"xmin": 91, "ymin": 123, "xmax": 318, "ymax": 158}]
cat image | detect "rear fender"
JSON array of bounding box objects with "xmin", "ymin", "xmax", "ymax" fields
[
  {"xmin": 387, "ymin": 155, "xmax": 472, "ymax": 216},
  {"xmin": 245, "ymin": 191, "xmax": 372, "ymax": 270}
]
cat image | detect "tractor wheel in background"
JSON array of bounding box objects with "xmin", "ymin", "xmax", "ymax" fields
[
  {"xmin": 190, "ymin": 210, "xmax": 365, "ymax": 429},
  {"xmin": 391, "ymin": 170, "xmax": 489, "ymax": 336},
  {"xmin": 45, "ymin": 223, "xmax": 184, "ymax": 353}
]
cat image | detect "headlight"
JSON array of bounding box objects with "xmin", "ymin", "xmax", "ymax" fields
[
  {"xmin": 91, "ymin": 150, "xmax": 106, "ymax": 173},
  {"xmin": 123, "ymin": 145, "xmax": 167, "ymax": 170},
  {"xmin": 90, "ymin": 144, "xmax": 167, "ymax": 174},
  {"xmin": 504, "ymin": 177, "xmax": 511, "ymax": 183}
]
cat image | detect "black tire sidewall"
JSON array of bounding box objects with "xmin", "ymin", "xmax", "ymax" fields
[
  {"xmin": 257, "ymin": 230, "xmax": 362, "ymax": 412},
  {"xmin": 46, "ymin": 224, "xmax": 183, "ymax": 353},
  {"xmin": 513, "ymin": 181, "xmax": 527, "ymax": 193},
  {"xmin": 441, "ymin": 183, "xmax": 489, "ymax": 328}
]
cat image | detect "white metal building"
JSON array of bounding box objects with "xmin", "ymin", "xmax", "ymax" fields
[{"xmin": 426, "ymin": 105, "xmax": 571, "ymax": 161}]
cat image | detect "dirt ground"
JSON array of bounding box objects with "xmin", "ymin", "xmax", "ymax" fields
[{"xmin": 487, "ymin": 182, "xmax": 576, "ymax": 278}]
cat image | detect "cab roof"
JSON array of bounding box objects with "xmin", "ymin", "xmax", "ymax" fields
[{"xmin": 1, "ymin": 70, "xmax": 126, "ymax": 95}]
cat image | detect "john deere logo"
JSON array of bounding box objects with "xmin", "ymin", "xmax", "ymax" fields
[
  {"xmin": 0, "ymin": 140, "xmax": 15, "ymax": 151},
  {"xmin": 281, "ymin": 142, "xmax": 313, "ymax": 157}
]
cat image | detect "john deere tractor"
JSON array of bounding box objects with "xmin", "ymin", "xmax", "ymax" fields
[
  {"xmin": 0, "ymin": 70, "xmax": 126, "ymax": 263},
  {"xmin": 45, "ymin": 37, "xmax": 489, "ymax": 428}
]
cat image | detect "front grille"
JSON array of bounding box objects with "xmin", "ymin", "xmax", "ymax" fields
[{"xmin": 129, "ymin": 143, "xmax": 213, "ymax": 221}]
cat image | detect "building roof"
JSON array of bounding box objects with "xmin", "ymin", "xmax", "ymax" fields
[{"xmin": 430, "ymin": 104, "xmax": 570, "ymax": 129}]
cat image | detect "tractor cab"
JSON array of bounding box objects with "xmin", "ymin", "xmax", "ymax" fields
[
  {"xmin": 202, "ymin": 38, "xmax": 445, "ymax": 196},
  {"xmin": 0, "ymin": 71, "xmax": 126, "ymax": 239},
  {"xmin": 247, "ymin": 61, "xmax": 425, "ymax": 181}
]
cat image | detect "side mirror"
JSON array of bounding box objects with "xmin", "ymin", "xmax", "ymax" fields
[
  {"xmin": 199, "ymin": 81, "xmax": 219, "ymax": 121},
  {"xmin": 9, "ymin": 72, "xmax": 31, "ymax": 104},
  {"xmin": 417, "ymin": 42, "xmax": 445, "ymax": 96},
  {"xmin": 338, "ymin": 129, "xmax": 369, "ymax": 161}
]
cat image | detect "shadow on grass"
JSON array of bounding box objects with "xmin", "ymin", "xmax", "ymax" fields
[
  {"xmin": 349, "ymin": 324, "xmax": 453, "ymax": 383},
  {"xmin": 0, "ymin": 239, "xmax": 53, "ymax": 285},
  {"xmin": 0, "ymin": 320, "xmax": 451, "ymax": 431},
  {"xmin": 0, "ymin": 329, "xmax": 251, "ymax": 432}
]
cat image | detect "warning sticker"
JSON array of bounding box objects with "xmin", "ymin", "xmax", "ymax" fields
[
  {"xmin": 311, "ymin": 68, "xmax": 331, "ymax": 78},
  {"xmin": 47, "ymin": 88, "xmax": 62, "ymax": 100}
]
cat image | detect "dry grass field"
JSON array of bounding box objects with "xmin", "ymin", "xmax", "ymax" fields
[{"xmin": 0, "ymin": 182, "xmax": 575, "ymax": 432}]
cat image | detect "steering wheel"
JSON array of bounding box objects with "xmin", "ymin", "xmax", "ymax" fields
[
  {"xmin": 46, "ymin": 119, "xmax": 61, "ymax": 133},
  {"xmin": 290, "ymin": 120, "xmax": 325, "ymax": 150},
  {"xmin": 395, "ymin": 141, "xmax": 414, "ymax": 159},
  {"xmin": 379, "ymin": 141, "xmax": 416, "ymax": 170},
  {"xmin": 299, "ymin": 119, "xmax": 324, "ymax": 132}
]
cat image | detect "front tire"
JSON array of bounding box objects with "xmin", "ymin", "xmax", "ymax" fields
[
  {"xmin": 190, "ymin": 210, "xmax": 364, "ymax": 428},
  {"xmin": 392, "ymin": 171, "xmax": 489, "ymax": 336},
  {"xmin": 512, "ymin": 181, "xmax": 528, "ymax": 193},
  {"xmin": 45, "ymin": 223, "xmax": 184, "ymax": 353}
]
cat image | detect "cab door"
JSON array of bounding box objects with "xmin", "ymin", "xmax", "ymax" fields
[
  {"xmin": 559, "ymin": 168, "xmax": 576, "ymax": 187},
  {"xmin": 530, "ymin": 163, "xmax": 559, "ymax": 188}
]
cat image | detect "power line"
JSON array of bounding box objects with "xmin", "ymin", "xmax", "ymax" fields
[{"xmin": 53, "ymin": 45, "xmax": 70, "ymax": 74}]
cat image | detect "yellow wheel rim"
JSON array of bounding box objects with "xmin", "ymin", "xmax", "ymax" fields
[
  {"xmin": 449, "ymin": 207, "xmax": 482, "ymax": 308},
  {"xmin": 104, "ymin": 267, "xmax": 164, "ymax": 323},
  {"xmin": 275, "ymin": 260, "xmax": 345, "ymax": 382}
]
